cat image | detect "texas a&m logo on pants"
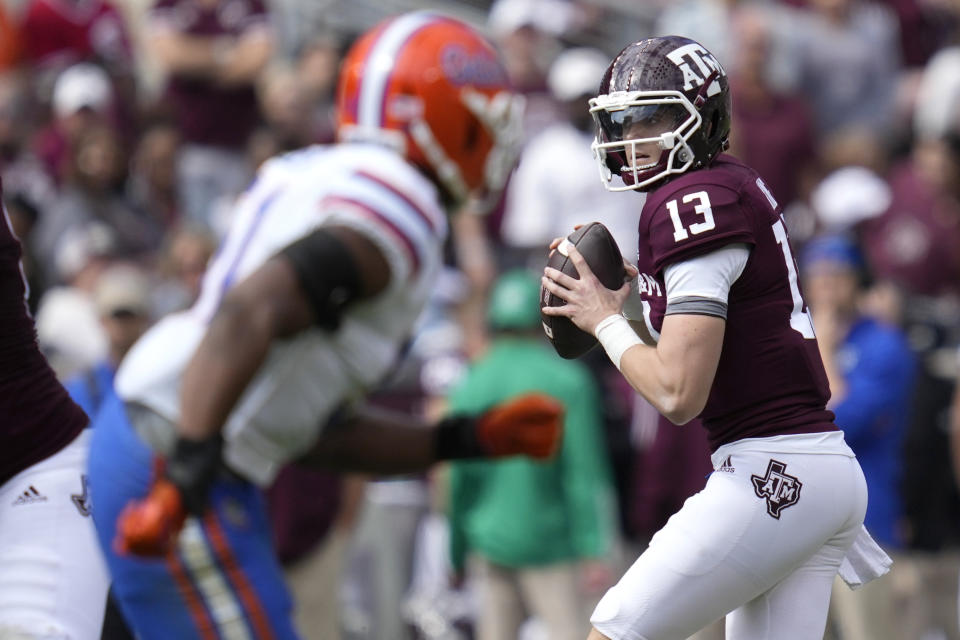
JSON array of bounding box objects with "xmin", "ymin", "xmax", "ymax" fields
[{"xmin": 751, "ymin": 459, "xmax": 802, "ymax": 519}]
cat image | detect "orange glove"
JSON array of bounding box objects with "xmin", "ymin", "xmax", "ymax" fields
[
  {"xmin": 475, "ymin": 393, "xmax": 564, "ymax": 459},
  {"xmin": 114, "ymin": 476, "xmax": 187, "ymax": 557}
]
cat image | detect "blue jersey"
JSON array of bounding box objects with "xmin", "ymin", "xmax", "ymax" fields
[{"xmin": 832, "ymin": 317, "xmax": 915, "ymax": 547}]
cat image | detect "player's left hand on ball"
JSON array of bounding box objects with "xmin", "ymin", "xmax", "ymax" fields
[
  {"xmin": 476, "ymin": 392, "xmax": 563, "ymax": 459},
  {"xmin": 114, "ymin": 476, "xmax": 187, "ymax": 557},
  {"xmin": 541, "ymin": 244, "xmax": 634, "ymax": 335}
]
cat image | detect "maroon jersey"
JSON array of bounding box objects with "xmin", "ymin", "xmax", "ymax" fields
[
  {"xmin": 20, "ymin": 0, "xmax": 133, "ymax": 69},
  {"xmin": 860, "ymin": 161, "xmax": 960, "ymax": 298},
  {"xmin": 150, "ymin": 0, "xmax": 270, "ymax": 148},
  {"xmin": 0, "ymin": 179, "xmax": 87, "ymax": 485},
  {"xmin": 633, "ymin": 155, "xmax": 836, "ymax": 450}
]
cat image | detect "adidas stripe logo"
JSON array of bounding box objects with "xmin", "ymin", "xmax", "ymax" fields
[
  {"xmin": 718, "ymin": 456, "xmax": 735, "ymax": 473},
  {"xmin": 11, "ymin": 485, "xmax": 48, "ymax": 506}
]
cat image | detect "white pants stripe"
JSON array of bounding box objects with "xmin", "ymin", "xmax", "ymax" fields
[{"xmin": 177, "ymin": 519, "xmax": 253, "ymax": 640}]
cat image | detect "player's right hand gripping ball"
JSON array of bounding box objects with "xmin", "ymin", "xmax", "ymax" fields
[{"xmin": 540, "ymin": 222, "xmax": 626, "ymax": 358}]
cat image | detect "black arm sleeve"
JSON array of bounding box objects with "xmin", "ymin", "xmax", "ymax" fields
[{"xmin": 279, "ymin": 228, "xmax": 364, "ymax": 330}]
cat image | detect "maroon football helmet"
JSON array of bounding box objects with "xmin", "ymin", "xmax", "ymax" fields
[{"xmin": 590, "ymin": 36, "xmax": 732, "ymax": 192}]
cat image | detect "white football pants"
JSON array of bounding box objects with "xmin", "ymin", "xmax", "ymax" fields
[
  {"xmin": 592, "ymin": 431, "xmax": 867, "ymax": 640},
  {"xmin": 0, "ymin": 430, "xmax": 109, "ymax": 639}
]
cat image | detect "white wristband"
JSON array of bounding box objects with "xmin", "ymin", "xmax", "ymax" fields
[{"xmin": 595, "ymin": 314, "xmax": 642, "ymax": 371}]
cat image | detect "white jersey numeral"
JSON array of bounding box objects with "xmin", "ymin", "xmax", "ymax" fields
[
  {"xmin": 772, "ymin": 216, "xmax": 815, "ymax": 339},
  {"xmin": 756, "ymin": 177, "xmax": 779, "ymax": 211},
  {"xmin": 666, "ymin": 191, "xmax": 716, "ymax": 243}
]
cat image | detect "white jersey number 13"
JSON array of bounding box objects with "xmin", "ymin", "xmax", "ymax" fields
[{"xmin": 666, "ymin": 191, "xmax": 716, "ymax": 242}]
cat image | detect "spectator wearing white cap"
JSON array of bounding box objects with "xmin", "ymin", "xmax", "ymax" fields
[
  {"xmin": 63, "ymin": 263, "xmax": 153, "ymax": 419},
  {"xmin": 34, "ymin": 62, "xmax": 116, "ymax": 184},
  {"xmin": 52, "ymin": 63, "xmax": 113, "ymax": 121}
]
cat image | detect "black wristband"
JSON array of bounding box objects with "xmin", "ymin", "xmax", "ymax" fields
[
  {"xmin": 434, "ymin": 415, "xmax": 485, "ymax": 460},
  {"xmin": 166, "ymin": 434, "xmax": 223, "ymax": 515}
]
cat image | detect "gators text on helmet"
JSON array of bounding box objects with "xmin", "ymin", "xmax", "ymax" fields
[{"xmin": 336, "ymin": 12, "xmax": 524, "ymax": 211}]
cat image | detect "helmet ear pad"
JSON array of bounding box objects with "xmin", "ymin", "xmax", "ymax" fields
[{"xmin": 706, "ymin": 108, "xmax": 719, "ymax": 139}]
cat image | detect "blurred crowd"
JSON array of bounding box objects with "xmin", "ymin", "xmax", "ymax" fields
[{"xmin": 3, "ymin": 0, "xmax": 960, "ymax": 638}]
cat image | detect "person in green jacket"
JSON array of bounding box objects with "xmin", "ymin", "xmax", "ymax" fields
[{"xmin": 447, "ymin": 268, "xmax": 617, "ymax": 640}]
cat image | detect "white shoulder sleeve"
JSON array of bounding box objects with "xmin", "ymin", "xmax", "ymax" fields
[{"xmin": 663, "ymin": 243, "xmax": 750, "ymax": 318}]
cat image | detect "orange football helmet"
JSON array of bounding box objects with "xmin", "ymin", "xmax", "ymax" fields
[{"xmin": 337, "ymin": 12, "xmax": 523, "ymax": 210}]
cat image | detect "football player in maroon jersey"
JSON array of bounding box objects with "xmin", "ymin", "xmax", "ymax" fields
[
  {"xmin": 0, "ymin": 178, "xmax": 110, "ymax": 637},
  {"xmin": 542, "ymin": 36, "xmax": 881, "ymax": 640}
]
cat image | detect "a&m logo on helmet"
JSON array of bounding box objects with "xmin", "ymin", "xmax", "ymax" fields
[
  {"xmin": 440, "ymin": 45, "xmax": 509, "ymax": 87},
  {"xmin": 665, "ymin": 42, "xmax": 726, "ymax": 95},
  {"xmin": 589, "ymin": 35, "xmax": 733, "ymax": 193}
]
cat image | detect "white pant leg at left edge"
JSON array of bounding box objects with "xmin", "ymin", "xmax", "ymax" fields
[{"xmin": 0, "ymin": 430, "xmax": 110, "ymax": 639}]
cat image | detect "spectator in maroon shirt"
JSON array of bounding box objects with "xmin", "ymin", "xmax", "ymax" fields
[
  {"xmin": 147, "ymin": 0, "xmax": 274, "ymax": 229},
  {"xmin": 859, "ymin": 134, "xmax": 960, "ymax": 300},
  {"xmin": 18, "ymin": 0, "xmax": 136, "ymax": 122},
  {"xmin": 20, "ymin": 0, "xmax": 132, "ymax": 73},
  {"xmin": 859, "ymin": 134, "xmax": 960, "ymax": 640},
  {"xmin": 728, "ymin": 6, "xmax": 818, "ymax": 212}
]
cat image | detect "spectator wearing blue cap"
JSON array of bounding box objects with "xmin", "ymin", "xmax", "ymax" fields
[{"xmin": 801, "ymin": 233, "xmax": 916, "ymax": 640}]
